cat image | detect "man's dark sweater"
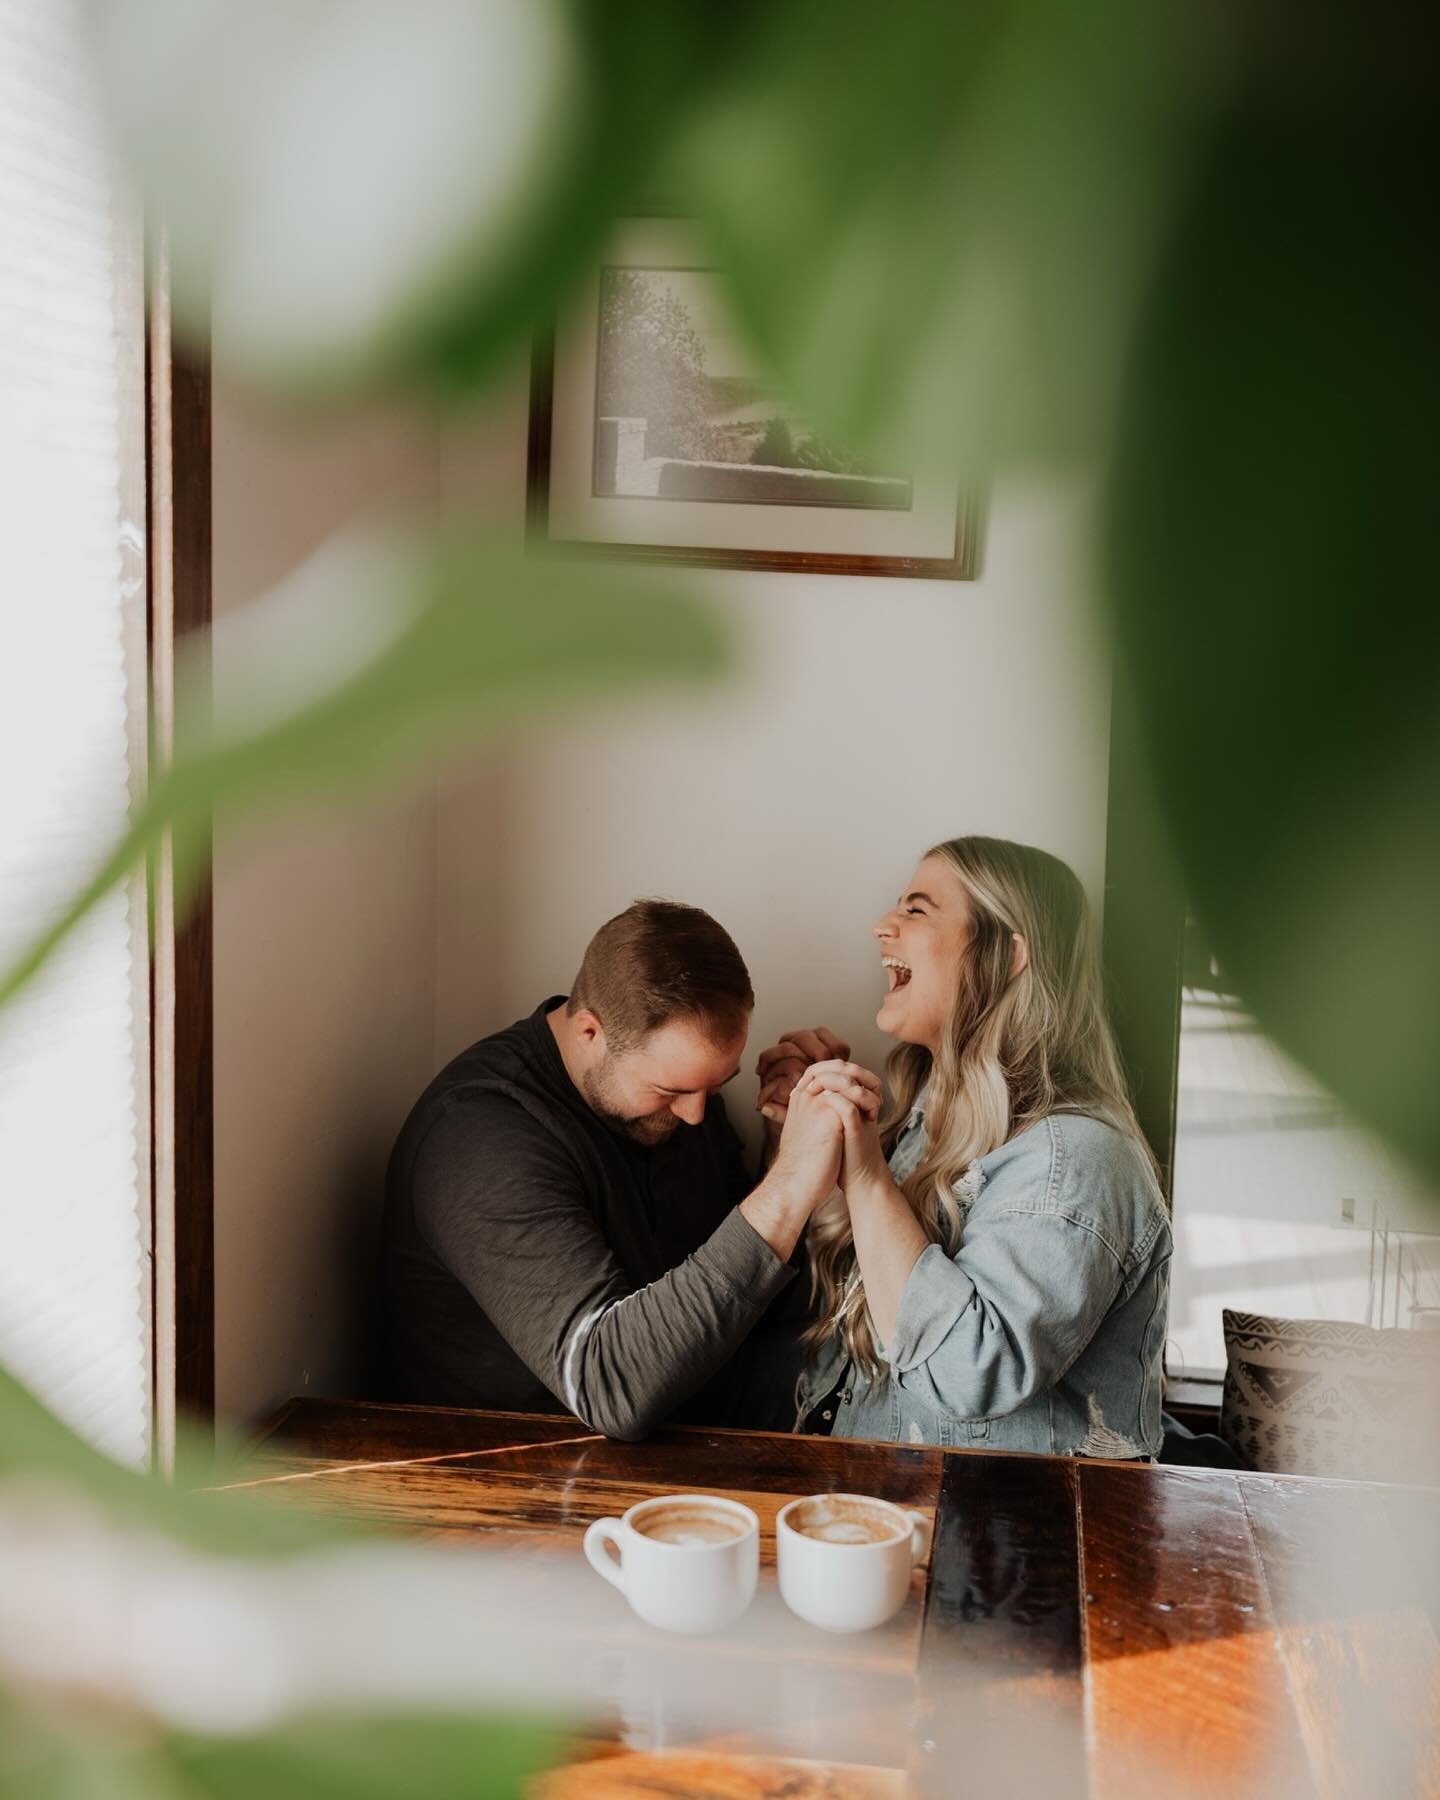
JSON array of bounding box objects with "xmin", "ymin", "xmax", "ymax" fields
[{"xmin": 379, "ymin": 999, "xmax": 800, "ymax": 1439}]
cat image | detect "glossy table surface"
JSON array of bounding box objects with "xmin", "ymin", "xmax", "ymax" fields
[{"xmin": 237, "ymin": 1398, "xmax": 1440, "ymax": 1798}]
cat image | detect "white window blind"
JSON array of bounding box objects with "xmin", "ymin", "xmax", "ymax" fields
[{"xmin": 0, "ymin": 0, "xmax": 151, "ymax": 1464}]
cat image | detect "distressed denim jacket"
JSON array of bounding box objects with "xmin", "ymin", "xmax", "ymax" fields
[{"xmin": 797, "ymin": 1099, "xmax": 1172, "ymax": 1458}]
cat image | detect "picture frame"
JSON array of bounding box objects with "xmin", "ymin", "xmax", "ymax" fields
[{"xmin": 527, "ymin": 218, "xmax": 982, "ymax": 580}]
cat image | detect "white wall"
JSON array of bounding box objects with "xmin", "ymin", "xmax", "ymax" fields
[
  {"xmin": 435, "ymin": 479, "xmax": 1111, "ymax": 1158},
  {"xmin": 212, "ymin": 381, "xmax": 442, "ymax": 1422}
]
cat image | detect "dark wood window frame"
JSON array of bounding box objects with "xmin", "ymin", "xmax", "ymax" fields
[
  {"xmin": 1101, "ymin": 667, "xmax": 1185, "ymax": 1199},
  {"xmin": 146, "ymin": 247, "xmax": 214, "ymax": 1460},
  {"xmin": 1101, "ymin": 669, "xmax": 1225, "ymax": 1415}
]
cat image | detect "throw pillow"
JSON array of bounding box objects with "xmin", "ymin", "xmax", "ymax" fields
[{"xmin": 1220, "ymin": 1309, "xmax": 1438, "ymax": 1484}]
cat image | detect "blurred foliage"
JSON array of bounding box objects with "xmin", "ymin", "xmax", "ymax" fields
[
  {"xmin": 87, "ymin": 0, "xmax": 761, "ymax": 396},
  {"xmin": 72, "ymin": 0, "xmax": 1431, "ymax": 1179},
  {"xmin": 0, "ymin": 1356, "xmax": 383, "ymax": 1559},
  {"xmin": 166, "ymin": 1715, "xmax": 560, "ymax": 1800},
  {"xmin": 2, "ymin": 1701, "xmax": 558, "ymax": 1800},
  {"xmin": 670, "ymin": 0, "xmax": 1219, "ymax": 476},
  {"xmin": 0, "ymin": 531, "xmax": 725, "ymax": 1010},
  {"xmin": 3, "ymin": 0, "xmax": 1436, "ymax": 1794},
  {"xmin": 3, "ymin": 1703, "xmax": 559, "ymax": 1800},
  {"xmin": 1103, "ymin": 6, "xmax": 1440, "ymax": 1180},
  {"xmin": 0, "ymin": 1368, "xmax": 562, "ymax": 1797}
]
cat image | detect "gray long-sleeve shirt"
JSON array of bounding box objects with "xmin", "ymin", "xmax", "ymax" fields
[{"xmin": 379, "ymin": 998, "xmax": 799, "ymax": 1439}]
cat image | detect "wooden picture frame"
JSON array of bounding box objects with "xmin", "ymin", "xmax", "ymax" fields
[{"xmin": 527, "ymin": 218, "xmax": 981, "ymax": 580}]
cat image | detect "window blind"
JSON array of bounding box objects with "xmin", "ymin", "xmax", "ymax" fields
[{"xmin": 0, "ymin": 0, "xmax": 151, "ymax": 1465}]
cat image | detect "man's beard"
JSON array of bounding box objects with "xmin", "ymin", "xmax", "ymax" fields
[{"xmin": 580, "ymin": 1060, "xmax": 680, "ymax": 1146}]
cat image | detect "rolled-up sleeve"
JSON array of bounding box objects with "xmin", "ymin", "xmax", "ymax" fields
[{"xmin": 885, "ymin": 1208, "xmax": 1125, "ymax": 1421}]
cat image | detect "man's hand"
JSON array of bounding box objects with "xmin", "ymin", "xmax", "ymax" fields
[
  {"xmin": 794, "ymin": 1060, "xmax": 890, "ymax": 1193},
  {"xmin": 755, "ymin": 1026, "xmax": 853, "ymax": 1133},
  {"xmin": 796, "ymin": 1061, "xmax": 924, "ymax": 1349},
  {"xmin": 741, "ymin": 1073, "xmax": 851, "ymax": 1261},
  {"xmin": 767, "ymin": 1074, "xmax": 851, "ymax": 1201}
]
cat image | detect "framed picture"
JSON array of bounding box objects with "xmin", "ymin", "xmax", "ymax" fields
[{"xmin": 527, "ymin": 218, "xmax": 982, "ymax": 579}]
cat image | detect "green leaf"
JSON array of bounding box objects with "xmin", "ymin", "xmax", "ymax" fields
[
  {"xmin": 1102, "ymin": 14, "xmax": 1440, "ymax": 1182},
  {"xmin": 0, "ymin": 1648, "xmax": 566, "ymax": 1800},
  {"xmin": 0, "ymin": 1361, "xmax": 365, "ymax": 1560},
  {"xmin": 88, "ymin": 0, "xmax": 576, "ymax": 390},
  {"xmin": 86, "ymin": 1, "xmax": 762, "ymax": 399},
  {"xmin": 672, "ymin": 0, "xmax": 1216, "ymax": 476},
  {"xmin": 167, "ymin": 1713, "xmax": 564, "ymax": 1800},
  {"xmin": 0, "ymin": 531, "xmax": 725, "ymax": 1013},
  {"xmin": 408, "ymin": 2, "xmax": 773, "ymax": 402},
  {"xmin": 0, "ymin": 1698, "xmax": 186, "ymax": 1800},
  {"xmin": 0, "ymin": 1368, "xmax": 572, "ymax": 1794}
]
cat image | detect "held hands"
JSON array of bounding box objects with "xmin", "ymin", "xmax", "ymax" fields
[
  {"xmin": 755, "ymin": 1026, "xmax": 852, "ymax": 1134},
  {"xmin": 746, "ymin": 1055, "xmax": 887, "ymax": 1260},
  {"xmin": 766, "ymin": 1072, "xmax": 850, "ymax": 1211},
  {"xmin": 791, "ymin": 1060, "xmax": 890, "ymax": 1194}
]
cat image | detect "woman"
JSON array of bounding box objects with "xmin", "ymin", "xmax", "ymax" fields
[{"xmin": 759, "ymin": 835, "xmax": 1171, "ymax": 1457}]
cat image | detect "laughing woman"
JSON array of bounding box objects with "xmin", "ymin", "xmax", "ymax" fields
[{"xmin": 763, "ymin": 836, "xmax": 1172, "ymax": 1457}]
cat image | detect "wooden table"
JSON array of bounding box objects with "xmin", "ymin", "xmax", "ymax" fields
[{"xmin": 238, "ymin": 1398, "xmax": 1440, "ymax": 1799}]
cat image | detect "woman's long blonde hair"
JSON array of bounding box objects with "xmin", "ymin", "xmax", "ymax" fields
[{"xmin": 807, "ymin": 835, "xmax": 1154, "ymax": 1376}]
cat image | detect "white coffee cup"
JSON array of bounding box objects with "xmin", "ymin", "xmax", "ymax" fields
[
  {"xmin": 583, "ymin": 1493, "xmax": 759, "ymax": 1634},
  {"xmin": 776, "ymin": 1492, "xmax": 929, "ymax": 1633}
]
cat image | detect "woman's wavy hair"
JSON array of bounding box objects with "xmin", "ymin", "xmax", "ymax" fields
[{"xmin": 806, "ymin": 835, "xmax": 1154, "ymax": 1376}]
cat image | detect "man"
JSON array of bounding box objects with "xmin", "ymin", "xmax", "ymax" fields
[{"xmin": 379, "ymin": 899, "xmax": 859, "ymax": 1439}]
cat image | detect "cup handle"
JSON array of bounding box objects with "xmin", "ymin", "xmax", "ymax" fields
[
  {"xmin": 584, "ymin": 1517, "xmax": 627, "ymax": 1591},
  {"xmin": 905, "ymin": 1510, "xmax": 931, "ymax": 1567}
]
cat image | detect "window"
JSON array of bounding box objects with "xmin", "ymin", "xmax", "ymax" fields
[
  {"xmin": 1166, "ymin": 917, "xmax": 1438, "ymax": 1377},
  {"xmin": 0, "ymin": 0, "xmax": 151, "ymax": 1464}
]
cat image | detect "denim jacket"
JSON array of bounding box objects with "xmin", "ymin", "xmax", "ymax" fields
[{"xmin": 797, "ymin": 1102, "xmax": 1172, "ymax": 1458}]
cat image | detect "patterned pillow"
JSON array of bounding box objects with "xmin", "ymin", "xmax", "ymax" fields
[{"xmin": 1220, "ymin": 1310, "xmax": 1439, "ymax": 1484}]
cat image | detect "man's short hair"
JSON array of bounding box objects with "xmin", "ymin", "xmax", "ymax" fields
[{"xmin": 567, "ymin": 899, "xmax": 753, "ymax": 1053}]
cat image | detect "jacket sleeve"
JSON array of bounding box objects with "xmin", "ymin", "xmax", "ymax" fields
[
  {"xmin": 410, "ymin": 1095, "xmax": 794, "ymax": 1440},
  {"xmin": 884, "ymin": 1207, "xmax": 1125, "ymax": 1422}
]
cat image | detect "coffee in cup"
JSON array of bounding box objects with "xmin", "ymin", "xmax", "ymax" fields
[
  {"xmin": 584, "ymin": 1494, "xmax": 758, "ymax": 1633},
  {"xmin": 631, "ymin": 1502, "xmax": 750, "ymax": 1546},
  {"xmin": 776, "ymin": 1492, "xmax": 929, "ymax": 1633},
  {"xmin": 786, "ymin": 1495, "xmax": 907, "ymax": 1546}
]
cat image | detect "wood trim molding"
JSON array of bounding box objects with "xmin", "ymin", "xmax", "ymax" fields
[{"xmin": 147, "ymin": 238, "xmax": 215, "ymax": 1463}]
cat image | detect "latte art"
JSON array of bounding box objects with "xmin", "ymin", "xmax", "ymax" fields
[
  {"xmin": 802, "ymin": 1518, "xmax": 893, "ymax": 1545},
  {"xmin": 789, "ymin": 1498, "xmax": 903, "ymax": 1546},
  {"xmin": 633, "ymin": 1504, "xmax": 748, "ymax": 1546}
]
